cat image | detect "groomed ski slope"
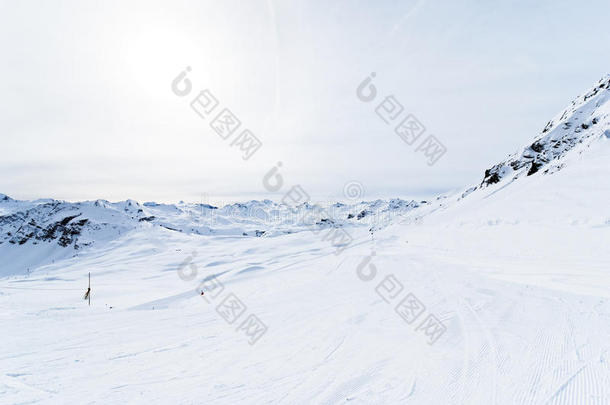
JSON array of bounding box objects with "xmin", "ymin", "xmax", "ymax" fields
[{"xmin": 2, "ymin": 137, "xmax": 610, "ymax": 404}]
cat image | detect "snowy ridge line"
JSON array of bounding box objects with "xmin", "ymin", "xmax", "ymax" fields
[
  {"xmin": 479, "ymin": 75, "xmax": 610, "ymax": 187},
  {"xmin": 0, "ymin": 195, "xmax": 426, "ymax": 251},
  {"xmin": 2, "ymin": 74, "xmax": 610, "ymax": 275}
]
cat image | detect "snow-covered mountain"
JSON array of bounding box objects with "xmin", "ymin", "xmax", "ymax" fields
[
  {"xmin": 3, "ymin": 73, "xmax": 608, "ymax": 265},
  {"xmin": 0, "ymin": 199, "xmax": 143, "ymax": 249},
  {"xmin": 0, "ymin": 197, "xmax": 422, "ymax": 247},
  {"xmin": 0, "ymin": 192, "xmax": 426, "ymax": 276},
  {"xmin": 480, "ymin": 74, "xmax": 610, "ymax": 186},
  {"xmin": 2, "ymin": 76, "xmax": 610, "ymax": 404}
]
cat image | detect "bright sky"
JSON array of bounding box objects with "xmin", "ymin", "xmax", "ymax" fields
[{"xmin": 1, "ymin": 0, "xmax": 610, "ymax": 204}]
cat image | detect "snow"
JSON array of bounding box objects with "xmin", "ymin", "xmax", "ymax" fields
[
  {"xmin": 1, "ymin": 78, "xmax": 610, "ymax": 404},
  {"xmin": 481, "ymin": 75, "xmax": 610, "ymax": 185}
]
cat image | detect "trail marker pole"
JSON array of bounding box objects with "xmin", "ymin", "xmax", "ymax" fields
[{"xmin": 83, "ymin": 273, "xmax": 91, "ymax": 306}]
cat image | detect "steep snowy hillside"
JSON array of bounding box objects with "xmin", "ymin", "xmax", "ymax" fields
[
  {"xmin": 480, "ymin": 74, "xmax": 610, "ymax": 186},
  {"xmin": 0, "ymin": 199, "xmax": 144, "ymax": 249},
  {"xmin": 417, "ymin": 74, "xmax": 610, "ymax": 226}
]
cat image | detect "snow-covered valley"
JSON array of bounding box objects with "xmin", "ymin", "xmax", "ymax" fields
[{"xmin": 2, "ymin": 76, "xmax": 610, "ymax": 404}]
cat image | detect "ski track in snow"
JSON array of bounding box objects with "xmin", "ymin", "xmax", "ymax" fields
[{"xmin": 2, "ymin": 218, "xmax": 609, "ymax": 404}]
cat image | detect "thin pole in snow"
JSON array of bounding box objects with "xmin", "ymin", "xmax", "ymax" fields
[{"xmin": 83, "ymin": 273, "xmax": 91, "ymax": 304}]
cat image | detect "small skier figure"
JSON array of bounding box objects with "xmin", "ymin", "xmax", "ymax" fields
[{"xmin": 200, "ymin": 290, "xmax": 205, "ymax": 296}]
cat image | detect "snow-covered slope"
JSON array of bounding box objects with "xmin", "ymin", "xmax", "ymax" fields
[
  {"xmin": 0, "ymin": 195, "xmax": 423, "ymax": 277},
  {"xmin": 1, "ymin": 76, "xmax": 610, "ymax": 404},
  {"xmin": 480, "ymin": 74, "xmax": 610, "ymax": 186}
]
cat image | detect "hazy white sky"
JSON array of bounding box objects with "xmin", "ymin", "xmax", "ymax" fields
[{"xmin": 1, "ymin": 0, "xmax": 610, "ymax": 203}]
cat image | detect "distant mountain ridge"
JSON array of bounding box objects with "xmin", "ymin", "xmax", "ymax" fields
[
  {"xmin": 2, "ymin": 75, "xmax": 609, "ymax": 254},
  {"xmin": 0, "ymin": 195, "xmax": 423, "ymax": 251}
]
